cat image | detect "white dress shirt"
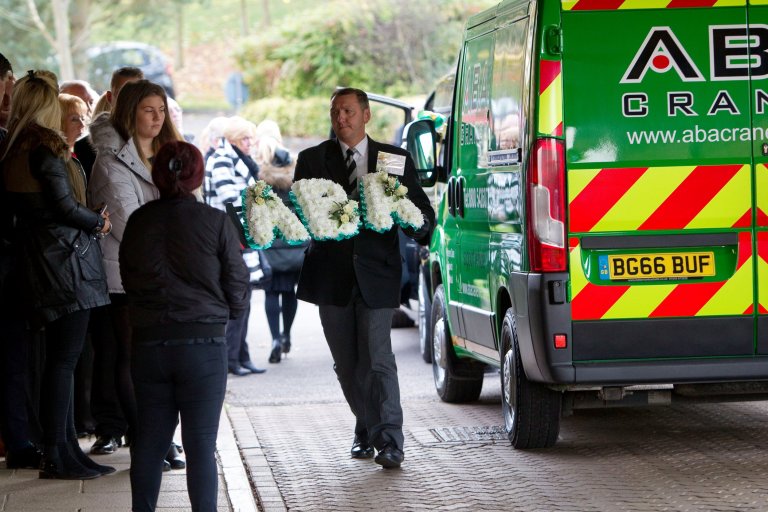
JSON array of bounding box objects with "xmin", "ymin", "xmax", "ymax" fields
[{"xmin": 339, "ymin": 137, "xmax": 369, "ymax": 183}]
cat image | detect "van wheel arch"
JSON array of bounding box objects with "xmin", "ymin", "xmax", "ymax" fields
[
  {"xmin": 418, "ymin": 267, "xmax": 433, "ymax": 363},
  {"xmin": 431, "ymin": 284, "xmax": 484, "ymax": 403}
]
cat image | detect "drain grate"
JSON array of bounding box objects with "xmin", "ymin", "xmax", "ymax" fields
[{"xmin": 429, "ymin": 426, "xmax": 507, "ymax": 442}]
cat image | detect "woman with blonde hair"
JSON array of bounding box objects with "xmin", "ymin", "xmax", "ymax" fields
[
  {"xmin": 0, "ymin": 70, "xmax": 112, "ymax": 479},
  {"xmin": 59, "ymin": 93, "xmax": 88, "ymax": 152},
  {"xmin": 87, "ymin": 80, "xmax": 184, "ymax": 466},
  {"xmin": 253, "ymin": 120, "xmax": 302, "ymax": 363}
]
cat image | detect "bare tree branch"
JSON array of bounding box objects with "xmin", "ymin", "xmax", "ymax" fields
[
  {"xmin": 25, "ymin": 0, "xmax": 56, "ymax": 48},
  {"xmin": 0, "ymin": 7, "xmax": 37, "ymax": 32}
]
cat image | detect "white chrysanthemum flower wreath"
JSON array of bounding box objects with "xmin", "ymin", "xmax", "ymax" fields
[
  {"xmin": 359, "ymin": 171, "xmax": 424, "ymax": 233},
  {"xmin": 242, "ymin": 182, "xmax": 309, "ymax": 249},
  {"xmin": 290, "ymin": 178, "xmax": 360, "ymax": 240}
]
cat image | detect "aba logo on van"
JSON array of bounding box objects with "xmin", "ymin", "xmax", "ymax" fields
[{"xmin": 621, "ymin": 25, "xmax": 768, "ymax": 84}]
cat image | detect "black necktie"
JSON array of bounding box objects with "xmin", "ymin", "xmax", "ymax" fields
[{"xmin": 345, "ymin": 148, "xmax": 357, "ymax": 184}]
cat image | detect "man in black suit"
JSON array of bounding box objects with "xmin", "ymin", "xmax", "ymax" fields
[{"xmin": 295, "ymin": 88, "xmax": 434, "ymax": 469}]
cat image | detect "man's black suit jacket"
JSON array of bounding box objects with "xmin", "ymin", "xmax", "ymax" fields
[{"xmin": 294, "ymin": 137, "xmax": 434, "ymax": 309}]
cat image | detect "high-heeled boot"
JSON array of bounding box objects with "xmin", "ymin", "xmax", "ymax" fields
[
  {"xmin": 68, "ymin": 437, "xmax": 116, "ymax": 475},
  {"xmin": 280, "ymin": 332, "xmax": 291, "ymax": 354},
  {"xmin": 269, "ymin": 338, "xmax": 282, "ymax": 363},
  {"xmin": 39, "ymin": 443, "xmax": 101, "ymax": 480}
]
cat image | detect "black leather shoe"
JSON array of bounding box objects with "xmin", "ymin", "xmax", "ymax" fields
[
  {"xmin": 350, "ymin": 437, "xmax": 374, "ymax": 459},
  {"xmin": 5, "ymin": 445, "xmax": 42, "ymax": 469},
  {"xmin": 240, "ymin": 361, "xmax": 267, "ymax": 374},
  {"xmin": 162, "ymin": 460, "xmax": 171, "ymax": 472},
  {"xmin": 374, "ymin": 445, "xmax": 404, "ymax": 469},
  {"xmin": 90, "ymin": 435, "xmax": 121, "ymax": 455},
  {"xmin": 229, "ymin": 366, "xmax": 250, "ymax": 376},
  {"xmin": 165, "ymin": 443, "xmax": 186, "ymax": 470}
]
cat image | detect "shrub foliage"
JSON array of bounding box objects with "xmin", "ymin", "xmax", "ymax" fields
[{"xmin": 236, "ymin": 0, "xmax": 487, "ymax": 99}]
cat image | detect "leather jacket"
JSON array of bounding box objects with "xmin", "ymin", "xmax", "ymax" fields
[{"xmin": 0, "ymin": 123, "xmax": 109, "ymax": 323}]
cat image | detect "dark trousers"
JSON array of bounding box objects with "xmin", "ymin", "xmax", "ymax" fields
[
  {"xmin": 264, "ymin": 290, "xmax": 298, "ymax": 340},
  {"xmin": 226, "ymin": 287, "xmax": 252, "ymax": 368},
  {"xmin": 130, "ymin": 339, "xmax": 227, "ymax": 512},
  {"xmin": 0, "ymin": 265, "xmax": 42, "ymax": 451},
  {"xmin": 0, "ymin": 309, "xmax": 36, "ymax": 451},
  {"xmin": 40, "ymin": 309, "xmax": 91, "ymax": 445},
  {"xmin": 318, "ymin": 285, "xmax": 403, "ymax": 451},
  {"xmin": 89, "ymin": 295, "xmax": 137, "ymax": 438}
]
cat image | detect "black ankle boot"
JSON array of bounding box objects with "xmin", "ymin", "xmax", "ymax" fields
[
  {"xmin": 269, "ymin": 339, "xmax": 282, "ymax": 363},
  {"xmin": 5, "ymin": 444, "xmax": 42, "ymax": 469},
  {"xmin": 68, "ymin": 438, "xmax": 116, "ymax": 475},
  {"xmin": 39, "ymin": 443, "xmax": 101, "ymax": 480}
]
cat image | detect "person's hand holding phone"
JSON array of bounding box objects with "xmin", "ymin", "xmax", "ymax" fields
[{"xmin": 95, "ymin": 203, "xmax": 111, "ymax": 236}]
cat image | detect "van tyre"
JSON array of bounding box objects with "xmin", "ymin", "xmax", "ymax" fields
[
  {"xmin": 500, "ymin": 310, "xmax": 561, "ymax": 449},
  {"xmin": 418, "ymin": 269, "xmax": 433, "ymax": 363},
  {"xmin": 431, "ymin": 285, "xmax": 484, "ymax": 402}
]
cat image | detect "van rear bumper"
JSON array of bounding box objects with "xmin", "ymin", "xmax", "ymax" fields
[
  {"xmin": 573, "ymin": 317, "xmax": 753, "ymax": 360},
  {"xmin": 511, "ymin": 272, "xmax": 768, "ymax": 386}
]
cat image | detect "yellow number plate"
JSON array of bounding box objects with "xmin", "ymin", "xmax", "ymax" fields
[{"xmin": 608, "ymin": 252, "xmax": 715, "ymax": 280}]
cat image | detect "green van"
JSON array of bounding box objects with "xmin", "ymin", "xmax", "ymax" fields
[{"xmin": 406, "ymin": 0, "xmax": 768, "ymax": 448}]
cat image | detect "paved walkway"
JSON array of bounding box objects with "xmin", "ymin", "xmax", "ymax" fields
[{"xmin": 0, "ymin": 407, "xmax": 257, "ymax": 512}]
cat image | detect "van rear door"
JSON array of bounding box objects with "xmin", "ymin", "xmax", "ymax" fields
[
  {"xmin": 749, "ymin": 4, "xmax": 768, "ymax": 355},
  {"xmin": 561, "ymin": 3, "xmax": 757, "ymax": 366}
]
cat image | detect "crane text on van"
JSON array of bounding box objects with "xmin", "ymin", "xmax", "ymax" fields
[{"xmin": 622, "ymin": 89, "xmax": 768, "ymax": 117}]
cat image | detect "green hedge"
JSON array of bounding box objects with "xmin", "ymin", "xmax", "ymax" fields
[
  {"xmin": 235, "ymin": 0, "xmax": 495, "ymax": 100},
  {"xmin": 240, "ymin": 97, "xmax": 329, "ymax": 138}
]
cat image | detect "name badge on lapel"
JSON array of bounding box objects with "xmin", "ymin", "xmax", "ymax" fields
[{"xmin": 376, "ymin": 152, "xmax": 406, "ymax": 176}]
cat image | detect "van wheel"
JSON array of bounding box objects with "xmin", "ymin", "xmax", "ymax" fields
[
  {"xmin": 500, "ymin": 309, "xmax": 561, "ymax": 448},
  {"xmin": 418, "ymin": 269, "xmax": 433, "ymax": 363},
  {"xmin": 431, "ymin": 285, "xmax": 484, "ymax": 402}
]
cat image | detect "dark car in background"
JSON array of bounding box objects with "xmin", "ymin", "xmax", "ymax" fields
[{"xmin": 87, "ymin": 41, "xmax": 175, "ymax": 97}]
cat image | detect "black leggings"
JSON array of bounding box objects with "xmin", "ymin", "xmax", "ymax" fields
[
  {"xmin": 40, "ymin": 309, "xmax": 90, "ymax": 445},
  {"xmin": 264, "ymin": 290, "xmax": 297, "ymax": 340}
]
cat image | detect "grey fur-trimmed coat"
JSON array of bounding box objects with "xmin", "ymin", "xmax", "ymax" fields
[{"xmin": 88, "ymin": 113, "xmax": 160, "ymax": 294}]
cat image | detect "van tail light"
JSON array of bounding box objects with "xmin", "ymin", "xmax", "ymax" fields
[{"xmin": 527, "ymin": 138, "xmax": 566, "ymax": 272}]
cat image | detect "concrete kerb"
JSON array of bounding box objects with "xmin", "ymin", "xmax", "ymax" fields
[
  {"xmin": 219, "ymin": 405, "xmax": 259, "ymax": 512},
  {"xmin": 221, "ymin": 405, "xmax": 287, "ymax": 512}
]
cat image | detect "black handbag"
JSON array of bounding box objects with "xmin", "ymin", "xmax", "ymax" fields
[{"xmin": 266, "ymin": 239, "xmax": 307, "ymax": 273}]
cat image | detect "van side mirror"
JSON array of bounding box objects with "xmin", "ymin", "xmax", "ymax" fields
[{"xmin": 404, "ymin": 119, "xmax": 437, "ymax": 188}]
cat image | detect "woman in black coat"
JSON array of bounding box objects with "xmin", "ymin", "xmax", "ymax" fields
[
  {"xmin": 0, "ymin": 70, "xmax": 112, "ymax": 480},
  {"xmin": 120, "ymin": 141, "xmax": 249, "ymax": 512}
]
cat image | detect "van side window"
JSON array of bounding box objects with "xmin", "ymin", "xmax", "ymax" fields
[
  {"xmin": 434, "ymin": 74, "xmax": 455, "ymax": 115},
  {"xmin": 459, "ymin": 36, "xmax": 493, "ymax": 169},
  {"xmin": 491, "ymin": 21, "xmax": 528, "ymax": 152}
]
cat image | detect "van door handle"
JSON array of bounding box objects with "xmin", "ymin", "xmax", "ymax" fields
[
  {"xmin": 448, "ymin": 177, "xmax": 456, "ymax": 217},
  {"xmin": 457, "ymin": 176, "xmax": 466, "ymax": 218}
]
